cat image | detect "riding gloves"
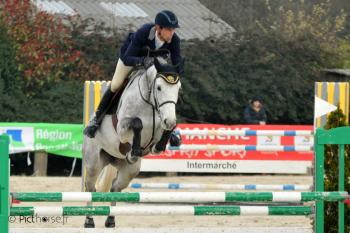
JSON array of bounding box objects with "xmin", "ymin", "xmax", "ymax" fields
[{"xmin": 142, "ymin": 56, "xmax": 154, "ymax": 69}]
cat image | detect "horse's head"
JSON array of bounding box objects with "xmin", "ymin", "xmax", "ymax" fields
[{"xmin": 145, "ymin": 56, "xmax": 182, "ymax": 131}]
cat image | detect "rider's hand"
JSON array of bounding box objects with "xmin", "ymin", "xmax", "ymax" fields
[{"xmin": 142, "ymin": 57, "xmax": 154, "ymax": 69}]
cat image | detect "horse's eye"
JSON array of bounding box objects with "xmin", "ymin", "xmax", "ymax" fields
[{"xmin": 157, "ymin": 86, "xmax": 161, "ymax": 91}]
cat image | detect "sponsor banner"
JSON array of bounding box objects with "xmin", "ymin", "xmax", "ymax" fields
[
  {"xmin": 0, "ymin": 123, "xmax": 83, "ymax": 158},
  {"xmin": 0, "ymin": 123, "xmax": 313, "ymax": 173},
  {"xmin": 144, "ymin": 124, "xmax": 314, "ymax": 161},
  {"xmin": 140, "ymin": 159, "xmax": 312, "ymax": 174},
  {"xmin": 142, "ymin": 124, "xmax": 313, "ymax": 173}
]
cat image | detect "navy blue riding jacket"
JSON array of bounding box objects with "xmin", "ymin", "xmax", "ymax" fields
[{"xmin": 120, "ymin": 23, "xmax": 183, "ymax": 75}]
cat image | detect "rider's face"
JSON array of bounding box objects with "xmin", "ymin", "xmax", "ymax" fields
[{"xmin": 158, "ymin": 27, "xmax": 175, "ymax": 43}]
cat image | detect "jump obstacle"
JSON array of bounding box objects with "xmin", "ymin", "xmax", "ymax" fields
[
  {"xmin": 11, "ymin": 191, "xmax": 347, "ymax": 203},
  {"xmin": 1, "ymin": 127, "xmax": 350, "ymax": 233},
  {"xmin": 175, "ymin": 129, "xmax": 313, "ymax": 136},
  {"xmin": 128, "ymin": 182, "xmax": 312, "ymax": 190},
  {"xmin": 10, "ymin": 205, "xmax": 313, "ymax": 216},
  {"xmin": 133, "ymin": 128, "xmax": 314, "ymax": 190},
  {"xmin": 168, "ymin": 144, "xmax": 313, "ymax": 151},
  {"xmin": 171, "ymin": 129, "xmax": 313, "ymax": 151}
]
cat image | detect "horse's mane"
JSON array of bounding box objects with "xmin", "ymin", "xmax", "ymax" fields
[{"xmin": 154, "ymin": 57, "xmax": 178, "ymax": 74}]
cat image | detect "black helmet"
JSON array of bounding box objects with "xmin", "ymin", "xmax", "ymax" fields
[{"xmin": 155, "ymin": 10, "xmax": 179, "ymax": 28}]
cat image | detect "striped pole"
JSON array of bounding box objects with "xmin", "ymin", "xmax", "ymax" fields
[
  {"xmin": 167, "ymin": 144, "xmax": 313, "ymax": 152},
  {"xmin": 129, "ymin": 183, "xmax": 312, "ymax": 191},
  {"xmin": 11, "ymin": 191, "xmax": 348, "ymax": 203},
  {"xmin": 10, "ymin": 205, "xmax": 313, "ymax": 216},
  {"xmin": 175, "ymin": 129, "xmax": 313, "ymax": 137}
]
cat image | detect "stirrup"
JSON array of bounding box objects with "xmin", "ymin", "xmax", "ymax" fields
[
  {"xmin": 84, "ymin": 125, "xmax": 99, "ymax": 138},
  {"xmin": 84, "ymin": 118, "xmax": 99, "ymax": 138}
]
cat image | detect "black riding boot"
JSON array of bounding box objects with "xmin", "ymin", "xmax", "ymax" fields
[{"xmin": 84, "ymin": 88, "xmax": 116, "ymax": 138}]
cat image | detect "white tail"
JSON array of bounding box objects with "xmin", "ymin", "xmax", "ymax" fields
[{"xmin": 95, "ymin": 165, "xmax": 117, "ymax": 192}]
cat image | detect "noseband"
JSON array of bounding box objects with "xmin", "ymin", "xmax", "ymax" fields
[{"xmin": 139, "ymin": 71, "xmax": 179, "ymax": 114}]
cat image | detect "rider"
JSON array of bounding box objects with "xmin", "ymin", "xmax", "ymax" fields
[{"xmin": 84, "ymin": 10, "xmax": 184, "ymax": 142}]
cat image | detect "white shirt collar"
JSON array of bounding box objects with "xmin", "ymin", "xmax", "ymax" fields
[{"xmin": 155, "ymin": 30, "xmax": 165, "ymax": 50}]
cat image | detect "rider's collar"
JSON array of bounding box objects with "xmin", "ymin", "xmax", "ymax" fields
[
  {"xmin": 155, "ymin": 31, "xmax": 165, "ymax": 49},
  {"xmin": 157, "ymin": 72, "xmax": 180, "ymax": 84}
]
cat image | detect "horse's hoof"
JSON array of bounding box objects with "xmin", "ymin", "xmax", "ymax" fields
[
  {"xmin": 126, "ymin": 154, "xmax": 139, "ymax": 164},
  {"xmin": 84, "ymin": 217, "xmax": 95, "ymax": 228},
  {"xmin": 151, "ymin": 144, "xmax": 163, "ymax": 154},
  {"xmin": 131, "ymin": 148, "xmax": 142, "ymax": 157},
  {"xmin": 105, "ymin": 216, "xmax": 116, "ymax": 228}
]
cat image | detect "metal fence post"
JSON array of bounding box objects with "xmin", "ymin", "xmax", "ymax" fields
[
  {"xmin": 315, "ymin": 128, "xmax": 324, "ymax": 233},
  {"xmin": 338, "ymin": 144, "xmax": 345, "ymax": 232}
]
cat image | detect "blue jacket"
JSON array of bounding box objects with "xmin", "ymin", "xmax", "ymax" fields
[
  {"xmin": 244, "ymin": 105, "xmax": 267, "ymax": 124},
  {"xmin": 120, "ymin": 23, "xmax": 183, "ymax": 74}
]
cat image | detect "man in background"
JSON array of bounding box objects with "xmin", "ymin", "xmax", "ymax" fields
[{"xmin": 244, "ymin": 96, "xmax": 267, "ymax": 124}]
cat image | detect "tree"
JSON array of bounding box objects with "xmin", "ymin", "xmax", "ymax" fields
[
  {"xmin": 1, "ymin": 0, "xmax": 80, "ymax": 95},
  {"xmin": 0, "ymin": 20, "xmax": 26, "ymax": 121},
  {"xmin": 177, "ymin": 0, "xmax": 350, "ymax": 124},
  {"xmin": 0, "ymin": 1, "xmax": 110, "ymax": 123}
]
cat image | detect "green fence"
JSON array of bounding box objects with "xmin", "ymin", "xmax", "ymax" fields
[{"xmin": 315, "ymin": 127, "xmax": 349, "ymax": 233}]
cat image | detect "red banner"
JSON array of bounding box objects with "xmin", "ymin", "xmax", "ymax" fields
[{"xmin": 144, "ymin": 124, "xmax": 313, "ymax": 161}]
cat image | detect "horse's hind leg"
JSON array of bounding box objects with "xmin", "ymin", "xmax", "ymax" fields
[
  {"xmin": 83, "ymin": 139, "xmax": 110, "ymax": 228},
  {"xmin": 105, "ymin": 158, "xmax": 142, "ymax": 228}
]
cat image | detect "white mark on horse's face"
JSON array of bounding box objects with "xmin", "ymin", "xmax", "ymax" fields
[
  {"xmin": 145, "ymin": 63, "xmax": 181, "ymax": 130},
  {"xmin": 155, "ymin": 78, "xmax": 181, "ymax": 130}
]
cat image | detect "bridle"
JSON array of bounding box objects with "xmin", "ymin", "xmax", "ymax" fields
[
  {"xmin": 139, "ymin": 72, "xmax": 179, "ymax": 114},
  {"xmin": 137, "ymin": 69, "xmax": 180, "ymax": 151}
]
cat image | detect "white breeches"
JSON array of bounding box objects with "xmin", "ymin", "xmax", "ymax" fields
[{"xmin": 110, "ymin": 59, "xmax": 133, "ymax": 92}]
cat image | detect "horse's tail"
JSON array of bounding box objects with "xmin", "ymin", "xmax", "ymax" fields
[{"xmin": 95, "ymin": 165, "xmax": 117, "ymax": 192}]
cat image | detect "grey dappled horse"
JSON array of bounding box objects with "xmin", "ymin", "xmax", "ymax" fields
[{"xmin": 82, "ymin": 56, "xmax": 182, "ymax": 228}]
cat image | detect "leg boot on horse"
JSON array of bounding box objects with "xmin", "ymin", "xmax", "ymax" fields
[{"xmin": 152, "ymin": 129, "xmax": 182, "ymax": 154}]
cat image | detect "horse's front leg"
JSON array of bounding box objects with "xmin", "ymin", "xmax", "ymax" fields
[
  {"xmin": 130, "ymin": 117, "xmax": 143, "ymax": 157},
  {"xmin": 118, "ymin": 117, "xmax": 143, "ymax": 163},
  {"xmin": 152, "ymin": 130, "xmax": 172, "ymax": 154},
  {"xmin": 152, "ymin": 129, "xmax": 182, "ymax": 154}
]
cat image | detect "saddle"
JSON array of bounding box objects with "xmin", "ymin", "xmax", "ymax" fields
[{"xmin": 106, "ymin": 69, "xmax": 144, "ymax": 115}]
